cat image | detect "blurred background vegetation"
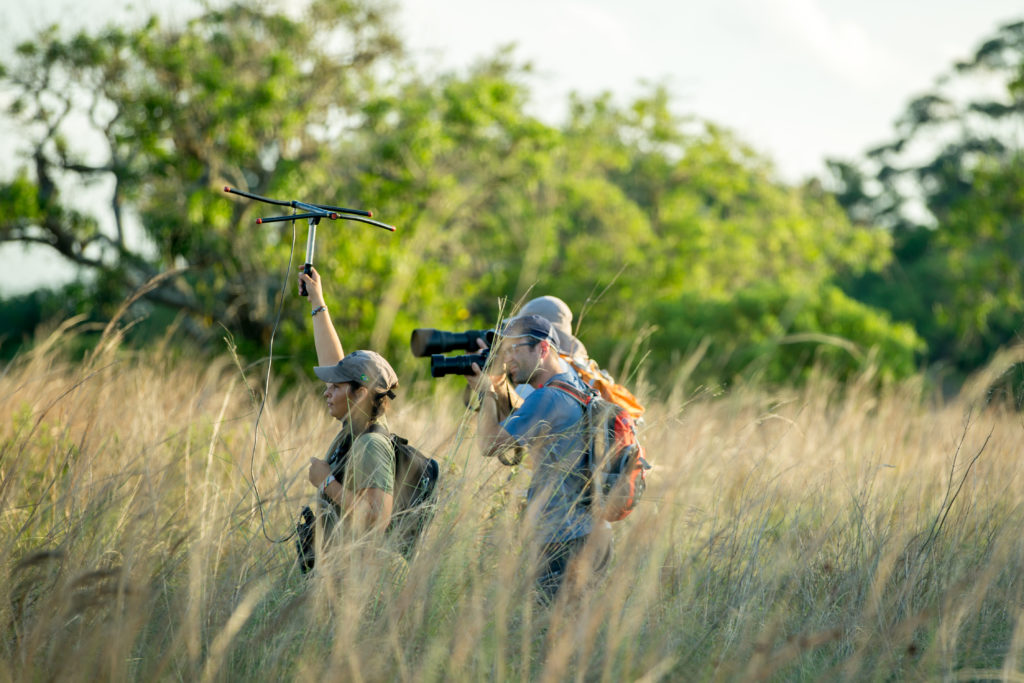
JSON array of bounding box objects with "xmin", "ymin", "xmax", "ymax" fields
[{"xmin": 0, "ymin": 0, "xmax": 1021, "ymax": 398}]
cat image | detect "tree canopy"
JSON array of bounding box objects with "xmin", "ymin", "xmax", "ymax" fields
[
  {"xmin": 829, "ymin": 19, "xmax": 1024, "ymax": 385},
  {"xmin": 0, "ymin": 0, "xmax": 933, "ymax": 393}
]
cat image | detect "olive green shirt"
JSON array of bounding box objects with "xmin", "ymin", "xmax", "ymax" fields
[
  {"xmin": 318, "ymin": 418, "xmax": 395, "ymax": 538},
  {"xmin": 323, "ymin": 417, "xmax": 395, "ymax": 497},
  {"xmin": 346, "ymin": 430, "xmax": 394, "ymax": 494}
]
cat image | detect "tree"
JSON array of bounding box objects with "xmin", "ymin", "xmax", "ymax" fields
[
  {"xmin": 0, "ymin": 2, "xmax": 926, "ymax": 390},
  {"xmin": 828, "ymin": 19, "xmax": 1024, "ymax": 379},
  {"xmin": 0, "ymin": 1, "xmax": 402, "ymax": 354},
  {"xmin": 547, "ymin": 89, "xmax": 918, "ymax": 385}
]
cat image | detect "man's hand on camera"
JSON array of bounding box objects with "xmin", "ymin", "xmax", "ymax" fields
[
  {"xmin": 466, "ymin": 362, "xmax": 497, "ymax": 395},
  {"xmin": 466, "ymin": 336, "xmax": 500, "ymax": 392}
]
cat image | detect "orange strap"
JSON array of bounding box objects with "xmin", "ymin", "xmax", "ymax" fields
[{"xmin": 563, "ymin": 355, "xmax": 645, "ymax": 419}]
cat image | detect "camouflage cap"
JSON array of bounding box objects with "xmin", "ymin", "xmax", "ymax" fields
[{"xmin": 314, "ymin": 350, "xmax": 398, "ymax": 395}]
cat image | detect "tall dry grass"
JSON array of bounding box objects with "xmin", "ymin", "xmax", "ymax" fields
[{"xmin": 2, "ymin": 322, "xmax": 1024, "ymax": 682}]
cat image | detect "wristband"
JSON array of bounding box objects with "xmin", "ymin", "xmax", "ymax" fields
[
  {"xmin": 319, "ymin": 474, "xmax": 336, "ymax": 497},
  {"xmin": 465, "ymin": 387, "xmax": 493, "ymax": 413},
  {"xmin": 311, "ymin": 305, "xmax": 327, "ymax": 317}
]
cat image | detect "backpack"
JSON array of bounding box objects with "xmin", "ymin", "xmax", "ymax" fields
[
  {"xmin": 296, "ymin": 426, "xmax": 439, "ymax": 571},
  {"xmin": 562, "ymin": 355, "xmax": 645, "ymax": 420},
  {"xmin": 380, "ymin": 429, "xmax": 440, "ymax": 553},
  {"xmin": 548, "ymin": 379, "xmax": 651, "ymax": 521}
]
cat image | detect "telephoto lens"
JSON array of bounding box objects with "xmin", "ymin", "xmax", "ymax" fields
[
  {"xmin": 429, "ymin": 351, "xmax": 489, "ymax": 377},
  {"xmin": 410, "ymin": 328, "xmax": 495, "ymax": 357}
]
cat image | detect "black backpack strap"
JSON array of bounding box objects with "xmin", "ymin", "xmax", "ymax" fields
[
  {"xmin": 326, "ymin": 430, "xmax": 354, "ymax": 478},
  {"xmin": 366, "ymin": 421, "xmax": 390, "ymax": 438},
  {"xmin": 356, "ymin": 421, "xmax": 390, "ymax": 455},
  {"xmin": 330, "ymin": 422, "xmax": 393, "ymax": 477},
  {"xmin": 365, "ymin": 421, "xmax": 402, "ymax": 472}
]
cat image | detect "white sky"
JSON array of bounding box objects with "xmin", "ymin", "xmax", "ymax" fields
[
  {"xmin": 2, "ymin": 0, "xmax": 1022, "ymax": 294},
  {"xmin": 398, "ymin": 0, "xmax": 1023, "ymax": 181}
]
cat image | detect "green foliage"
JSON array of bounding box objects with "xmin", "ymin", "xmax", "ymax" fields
[
  {"xmin": 830, "ymin": 19, "xmax": 1024, "ymax": 381},
  {"xmin": 936, "ymin": 157, "xmax": 1024, "ymax": 368},
  {"xmin": 649, "ymin": 283, "xmax": 923, "ymax": 387},
  {"xmin": 0, "ymin": 283, "xmax": 105, "ymax": 361},
  {"xmin": 0, "ymin": 0, "xmax": 403, "ymax": 354},
  {"xmin": 540, "ymin": 95, "xmax": 904, "ymax": 382},
  {"xmin": 0, "ymin": 0, "xmax": 923, "ymax": 392}
]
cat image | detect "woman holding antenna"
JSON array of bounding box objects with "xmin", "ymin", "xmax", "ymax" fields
[{"xmin": 297, "ymin": 266, "xmax": 399, "ymax": 566}]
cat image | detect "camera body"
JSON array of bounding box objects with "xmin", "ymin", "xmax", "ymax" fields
[
  {"xmin": 295, "ymin": 505, "xmax": 316, "ymax": 574},
  {"xmin": 410, "ymin": 328, "xmax": 496, "ymax": 377}
]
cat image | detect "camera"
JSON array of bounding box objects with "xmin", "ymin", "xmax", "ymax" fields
[
  {"xmin": 295, "ymin": 505, "xmax": 316, "ymax": 574},
  {"xmin": 410, "ymin": 328, "xmax": 497, "ymax": 378}
]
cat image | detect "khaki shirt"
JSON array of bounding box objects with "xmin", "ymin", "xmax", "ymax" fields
[
  {"xmin": 345, "ymin": 430, "xmax": 395, "ymax": 494},
  {"xmin": 320, "ymin": 418, "xmax": 395, "ymax": 515}
]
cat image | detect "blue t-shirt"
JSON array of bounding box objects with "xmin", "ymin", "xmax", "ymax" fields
[{"xmin": 500, "ymin": 371, "xmax": 591, "ymax": 543}]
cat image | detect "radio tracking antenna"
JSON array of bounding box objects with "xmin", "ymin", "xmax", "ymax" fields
[{"xmin": 224, "ymin": 186, "xmax": 396, "ymax": 295}]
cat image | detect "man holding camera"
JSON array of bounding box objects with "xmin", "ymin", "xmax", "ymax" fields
[{"xmin": 468, "ymin": 314, "xmax": 611, "ymax": 603}]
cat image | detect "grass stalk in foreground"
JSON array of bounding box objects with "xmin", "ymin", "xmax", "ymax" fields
[{"xmin": 1, "ymin": 329, "xmax": 1024, "ymax": 680}]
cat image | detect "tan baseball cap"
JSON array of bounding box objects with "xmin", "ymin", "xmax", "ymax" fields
[
  {"xmin": 520, "ymin": 295, "xmax": 587, "ymax": 359},
  {"xmin": 314, "ymin": 350, "xmax": 398, "ymax": 395}
]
